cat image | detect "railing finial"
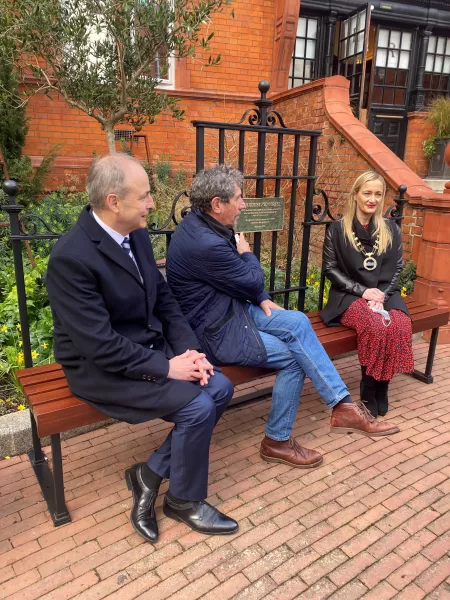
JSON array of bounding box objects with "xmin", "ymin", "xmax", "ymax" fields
[{"xmin": 2, "ymin": 179, "xmax": 19, "ymax": 204}]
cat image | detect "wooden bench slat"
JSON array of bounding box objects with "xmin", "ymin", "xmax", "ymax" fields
[
  {"xmin": 26, "ymin": 386, "xmax": 72, "ymax": 402},
  {"xmin": 16, "ymin": 363, "xmax": 63, "ymax": 379},
  {"xmin": 17, "ymin": 370, "xmax": 67, "ymax": 387},
  {"xmin": 25, "ymin": 387, "xmax": 73, "ymax": 406},
  {"xmin": 24, "ymin": 378, "xmax": 72, "ymax": 396},
  {"xmin": 32, "ymin": 399, "xmax": 108, "ymax": 438}
]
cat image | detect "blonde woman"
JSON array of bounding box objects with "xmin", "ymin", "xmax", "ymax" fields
[{"xmin": 320, "ymin": 171, "xmax": 413, "ymax": 417}]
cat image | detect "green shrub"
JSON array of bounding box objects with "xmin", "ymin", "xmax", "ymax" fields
[
  {"xmin": 0, "ymin": 146, "xmax": 60, "ymax": 207},
  {"xmin": 25, "ymin": 188, "xmax": 88, "ymax": 257},
  {"xmin": 0, "ymin": 46, "xmax": 28, "ymax": 162},
  {"xmin": 398, "ymin": 259, "xmax": 416, "ymax": 296},
  {"xmin": 0, "ymin": 255, "xmax": 54, "ymax": 384},
  {"xmin": 423, "ymin": 96, "xmax": 450, "ymax": 159},
  {"xmin": 427, "ymin": 96, "xmax": 450, "ymax": 138},
  {"xmin": 146, "ymin": 159, "xmax": 188, "ymax": 259},
  {"xmin": 260, "ymin": 258, "xmax": 331, "ymax": 313},
  {"xmin": 423, "ymin": 135, "xmax": 438, "ymax": 160}
]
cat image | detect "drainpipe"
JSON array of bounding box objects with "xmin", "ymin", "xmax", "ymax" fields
[{"xmin": 411, "ymin": 27, "xmax": 432, "ymax": 111}]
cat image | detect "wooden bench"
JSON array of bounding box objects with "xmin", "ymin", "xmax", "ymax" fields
[{"xmin": 16, "ymin": 297, "xmax": 449, "ymax": 526}]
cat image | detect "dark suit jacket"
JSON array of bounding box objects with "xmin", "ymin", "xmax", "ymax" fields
[
  {"xmin": 320, "ymin": 217, "xmax": 409, "ymax": 326},
  {"xmin": 45, "ymin": 205, "xmax": 201, "ymax": 423}
]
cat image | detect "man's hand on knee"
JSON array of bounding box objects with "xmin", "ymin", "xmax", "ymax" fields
[
  {"xmin": 194, "ymin": 357, "xmax": 215, "ymax": 386},
  {"xmin": 259, "ymin": 299, "xmax": 285, "ymax": 316},
  {"xmin": 168, "ymin": 351, "xmax": 214, "ymax": 385},
  {"xmin": 168, "ymin": 350, "xmax": 206, "ymax": 383}
]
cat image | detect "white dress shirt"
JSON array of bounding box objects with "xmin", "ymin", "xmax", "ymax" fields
[{"xmin": 92, "ymin": 210, "xmax": 143, "ymax": 282}]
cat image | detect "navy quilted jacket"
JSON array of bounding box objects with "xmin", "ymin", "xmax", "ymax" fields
[{"xmin": 166, "ymin": 209, "xmax": 269, "ymax": 366}]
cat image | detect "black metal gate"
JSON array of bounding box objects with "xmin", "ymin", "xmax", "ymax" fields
[{"xmin": 193, "ymin": 80, "xmax": 322, "ymax": 311}]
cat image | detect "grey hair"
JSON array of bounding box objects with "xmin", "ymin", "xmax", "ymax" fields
[
  {"xmin": 189, "ymin": 165, "xmax": 244, "ymax": 212},
  {"xmin": 86, "ymin": 153, "xmax": 143, "ymax": 209}
]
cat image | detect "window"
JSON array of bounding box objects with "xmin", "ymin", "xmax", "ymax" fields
[
  {"xmin": 424, "ymin": 36, "xmax": 450, "ymax": 102},
  {"xmin": 289, "ymin": 17, "xmax": 318, "ymax": 89},
  {"xmin": 372, "ymin": 29, "xmax": 412, "ymax": 106},
  {"xmin": 151, "ymin": 49, "xmax": 174, "ymax": 88},
  {"xmin": 62, "ymin": 1, "xmax": 175, "ymax": 90},
  {"xmin": 337, "ymin": 7, "xmax": 369, "ymax": 107}
]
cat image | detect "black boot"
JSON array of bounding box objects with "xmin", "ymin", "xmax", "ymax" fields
[
  {"xmin": 375, "ymin": 380, "xmax": 390, "ymax": 416},
  {"xmin": 360, "ymin": 366, "xmax": 378, "ymax": 418}
]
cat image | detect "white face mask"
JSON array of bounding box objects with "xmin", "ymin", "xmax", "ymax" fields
[{"xmin": 371, "ymin": 307, "xmax": 391, "ymax": 326}]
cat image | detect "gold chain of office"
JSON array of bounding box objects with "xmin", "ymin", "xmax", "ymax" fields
[{"xmin": 351, "ymin": 231, "xmax": 380, "ymax": 271}]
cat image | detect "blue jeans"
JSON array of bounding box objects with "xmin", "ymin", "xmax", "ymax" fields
[
  {"xmin": 248, "ymin": 304, "xmax": 349, "ymax": 441},
  {"xmin": 147, "ymin": 371, "xmax": 234, "ymax": 501}
]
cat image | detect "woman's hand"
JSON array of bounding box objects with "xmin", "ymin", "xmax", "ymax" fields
[
  {"xmin": 367, "ymin": 300, "xmax": 384, "ymax": 311},
  {"xmin": 362, "ymin": 288, "xmax": 385, "ymax": 303}
]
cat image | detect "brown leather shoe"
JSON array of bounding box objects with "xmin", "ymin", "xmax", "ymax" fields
[
  {"xmin": 260, "ymin": 436, "xmax": 323, "ymax": 468},
  {"xmin": 330, "ymin": 401, "xmax": 399, "ymax": 436}
]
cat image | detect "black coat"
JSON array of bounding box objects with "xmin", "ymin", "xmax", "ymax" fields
[
  {"xmin": 45, "ymin": 206, "xmax": 201, "ymax": 424},
  {"xmin": 320, "ymin": 217, "xmax": 409, "ymax": 326}
]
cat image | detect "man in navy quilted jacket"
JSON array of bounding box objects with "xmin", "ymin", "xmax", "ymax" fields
[{"xmin": 166, "ymin": 165, "xmax": 399, "ymax": 468}]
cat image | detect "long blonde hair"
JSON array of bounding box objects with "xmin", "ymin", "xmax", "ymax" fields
[{"xmin": 342, "ymin": 171, "xmax": 393, "ymax": 255}]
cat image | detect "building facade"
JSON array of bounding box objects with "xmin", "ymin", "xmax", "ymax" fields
[
  {"xmin": 290, "ymin": 0, "xmax": 450, "ymax": 158},
  {"xmin": 22, "ymin": 0, "xmax": 450, "ymax": 182}
]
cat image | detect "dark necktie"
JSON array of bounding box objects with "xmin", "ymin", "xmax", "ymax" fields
[
  {"xmin": 121, "ymin": 236, "xmax": 132, "ymax": 256},
  {"xmin": 121, "ymin": 236, "xmax": 143, "ymax": 283}
]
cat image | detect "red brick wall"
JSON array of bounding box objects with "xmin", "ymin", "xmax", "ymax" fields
[
  {"xmin": 404, "ymin": 112, "xmax": 435, "ymax": 178},
  {"xmin": 185, "ymin": 1, "xmax": 275, "ymax": 93},
  {"xmin": 24, "ymin": 91, "xmax": 255, "ymax": 189}
]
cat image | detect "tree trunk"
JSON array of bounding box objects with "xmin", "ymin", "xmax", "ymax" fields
[{"xmin": 104, "ymin": 124, "xmax": 116, "ymax": 154}]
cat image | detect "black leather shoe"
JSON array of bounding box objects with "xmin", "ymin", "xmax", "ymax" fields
[
  {"xmin": 163, "ymin": 495, "xmax": 239, "ymax": 535},
  {"xmin": 125, "ymin": 463, "xmax": 159, "ymax": 543}
]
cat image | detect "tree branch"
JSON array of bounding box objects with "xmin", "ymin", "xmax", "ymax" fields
[
  {"xmin": 125, "ymin": 57, "xmax": 152, "ymax": 92},
  {"xmin": 115, "ymin": 38, "xmax": 127, "ymax": 108}
]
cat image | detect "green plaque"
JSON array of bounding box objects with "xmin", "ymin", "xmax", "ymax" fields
[{"xmin": 236, "ymin": 197, "xmax": 285, "ymax": 233}]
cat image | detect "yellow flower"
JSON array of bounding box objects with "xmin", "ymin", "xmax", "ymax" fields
[
  {"xmin": 1, "ymin": 325, "xmax": 7, "ymax": 333},
  {"xmin": 401, "ymin": 287, "xmax": 407, "ymax": 292},
  {"xmin": 16, "ymin": 323, "xmax": 21, "ymax": 330},
  {"xmin": 17, "ymin": 404, "xmax": 26, "ymax": 411},
  {"xmin": 306, "ymin": 278, "xmax": 311, "ymax": 285},
  {"xmin": 31, "ymin": 351, "xmax": 39, "ymax": 360},
  {"xmin": 17, "ymin": 352, "xmax": 24, "ymax": 366},
  {"xmin": 0, "ymin": 400, "xmax": 4, "ymax": 404},
  {"xmin": 401, "ymin": 292, "xmax": 407, "ymax": 298},
  {"xmin": 5, "ymin": 398, "xmax": 11, "ymax": 403},
  {"xmin": 42, "ymin": 343, "xmax": 47, "ymax": 349},
  {"xmin": 4, "ymin": 456, "xmax": 10, "ymax": 460},
  {"xmin": 19, "ymin": 341, "xmax": 23, "ymax": 347},
  {"xmin": 314, "ymin": 282, "xmax": 319, "ymax": 287}
]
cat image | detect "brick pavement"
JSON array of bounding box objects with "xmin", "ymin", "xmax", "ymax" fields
[{"xmin": 1, "ymin": 339, "xmax": 450, "ymax": 599}]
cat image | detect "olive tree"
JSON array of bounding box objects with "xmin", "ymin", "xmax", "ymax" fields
[{"xmin": 1, "ymin": 0, "xmax": 231, "ymax": 153}]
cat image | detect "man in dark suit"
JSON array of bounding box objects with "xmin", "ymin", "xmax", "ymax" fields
[{"xmin": 46, "ymin": 154, "xmax": 238, "ymax": 543}]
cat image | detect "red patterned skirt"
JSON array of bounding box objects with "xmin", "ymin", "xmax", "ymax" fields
[{"xmin": 340, "ymin": 298, "xmax": 414, "ymax": 381}]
